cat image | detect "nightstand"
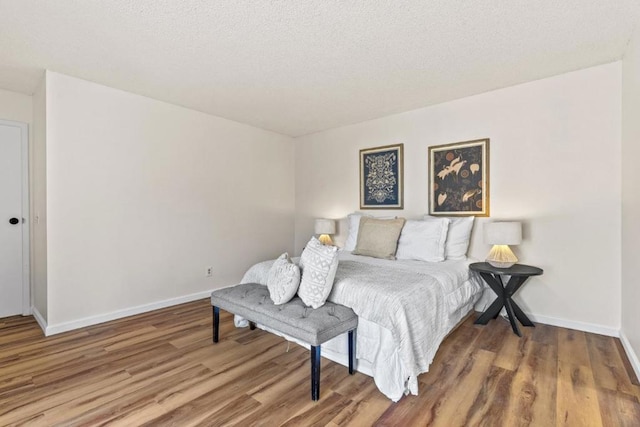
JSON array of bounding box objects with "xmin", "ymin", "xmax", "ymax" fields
[{"xmin": 470, "ymin": 262, "xmax": 543, "ymax": 336}]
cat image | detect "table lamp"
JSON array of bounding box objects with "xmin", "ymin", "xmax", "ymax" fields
[
  {"xmin": 314, "ymin": 218, "xmax": 336, "ymax": 245},
  {"xmin": 484, "ymin": 221, "xmax": 522, "ymax": 268}
]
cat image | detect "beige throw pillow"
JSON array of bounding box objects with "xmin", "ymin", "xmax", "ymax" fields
[{"xmin": 352, "ymin": 217, "xmax": 406, "ymax": 260}]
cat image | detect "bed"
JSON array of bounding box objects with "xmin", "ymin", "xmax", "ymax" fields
[{"xmin": 239, "ymin": 249, "xmax": 485, "ymax": 402}]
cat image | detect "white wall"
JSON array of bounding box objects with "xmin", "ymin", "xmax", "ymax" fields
[
  {"xmin": 295, "ymin": 63, "xmax": 622, "ymax": 333},
  {"xmin": 44, "ymin": 72, "xmax": 295, "ymax": 327},
  {"xmin": 622, "ymin": 27, "xmax": 640, "ymax": 376},
  {"xmin": 0, "ymin": 87, "xmax": 32, "ymax": 124},
  {"xmin": 31, "ymin": 76, "xmax": 47, "ymax": 320}
]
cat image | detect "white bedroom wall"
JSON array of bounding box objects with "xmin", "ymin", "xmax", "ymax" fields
[
  {"xmin": 295, "ymin": 62, "xmax": 622, "ymax": 334},
  {"xmin": 622, "ymin": 27, "xmax": 640, "ymax": 377},
  {"xmin": 31, "ymin": 75, "xmax": 48, "ymax": 321},
  {"xmin": 44, "ymin": 71, "xmax": 295, "ymax": 329},
  {"xmin": 0, "ymin": 87, "xmax": 32, "ymax": 124}
]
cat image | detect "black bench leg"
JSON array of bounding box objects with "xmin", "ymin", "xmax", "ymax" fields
[
  {"xmin": 212, "ymin": 306, "xmax": 220, "ymax": 343},
  {"xmin": 348, "ymin": 330, "xmax": 356, "ymax": 375},
  {"xmin": 249, "ymin": 321, "xmax": 256, "ymax": 330},
  {"xmin": 311, "ymin": 345, "xmax": 321, "ymax": 401}
]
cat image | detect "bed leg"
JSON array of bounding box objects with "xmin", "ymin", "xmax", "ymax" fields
[
  {"xmin": 212, "ymin": 306, "xmax": 220, "ymax": 343},
  {"xmin": 249, "ymin": 321, "xmax": 256, "ymax": 330},
  {"xmin": 348, "ymin": 329, "xmax": 356, "ymax": 375},
  {"xmin": 311, "ymin": 345, "xmax": 321, "ymax": 401}
]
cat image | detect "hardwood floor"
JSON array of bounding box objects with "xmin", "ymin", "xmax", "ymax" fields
[{"xmin": 1, "ymin": 300, "xmax": 639, "ymax": 426}]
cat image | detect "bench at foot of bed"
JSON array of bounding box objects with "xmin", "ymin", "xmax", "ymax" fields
[{"xmin": 210, "ymin": 283, "xmax": 358, "ymax": 401}]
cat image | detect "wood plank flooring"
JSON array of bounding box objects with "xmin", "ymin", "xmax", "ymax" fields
[{"xmin": 1, "ymin": 299, "xmax": 639, "ymax": 426}]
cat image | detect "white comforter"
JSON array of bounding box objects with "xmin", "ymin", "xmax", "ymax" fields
[{"xmin": 240, "ymin": 251, "xmax": 484, "ymax": 401}]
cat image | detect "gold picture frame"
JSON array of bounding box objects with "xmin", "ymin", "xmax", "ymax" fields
[
  {"xmin": 359, "ymin": 143, "xmax": 404, "ymax": 210},
  {"xmin": 428, "ymin": 138, "xmax": 489, "ymax": 216}
]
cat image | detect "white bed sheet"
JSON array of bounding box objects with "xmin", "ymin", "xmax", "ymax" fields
[{"xmin": 239, "ymin": 251, "xmax": 485, "ymax": 401}]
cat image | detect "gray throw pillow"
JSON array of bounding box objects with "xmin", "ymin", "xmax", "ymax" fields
[
  {"xmin": 298, "ymin": 237, "xmax": 339, "ymax": 309},
  {"xmin": 352, "ymin": 217, "xmax": 406, "ymax": 260},
  {"xmin": 266, "ymin": 253, "xmax": 301, "ymax": 305}
]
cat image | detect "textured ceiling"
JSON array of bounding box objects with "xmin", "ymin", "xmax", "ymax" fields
[{"xmin": 0, "ymin": 1, "xmax": 638, "ymax": 136}]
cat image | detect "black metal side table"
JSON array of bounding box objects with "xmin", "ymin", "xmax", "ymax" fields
[{"xmin": 470, "ymin": 262, "xmax": 543, "ymax": 336}]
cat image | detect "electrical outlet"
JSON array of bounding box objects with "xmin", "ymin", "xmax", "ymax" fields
[{"xmin": 206, "ymin": 266, "xmax": 213, "ymax": 277}]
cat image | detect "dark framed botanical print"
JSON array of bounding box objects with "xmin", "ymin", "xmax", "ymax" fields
[
  {"xmin": 360, "ymin": 143, "xmax": 404, "ymax": 209},
  {"xmin": 428, "ymin": 138, "xmax": 489, "ymax": 216}
]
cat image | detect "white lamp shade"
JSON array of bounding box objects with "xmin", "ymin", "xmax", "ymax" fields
[
  {"xmin": 483, "ymin": 222, "xmax": 522, "ymax": 245},
  {"xmin": 314, "ymin": 218, "xmax": 336, "ymax": 235}
]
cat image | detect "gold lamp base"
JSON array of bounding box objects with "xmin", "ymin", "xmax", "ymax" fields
[
  {"xmin": 318, "ymin": 234, "xmax": 333, "ymax": 245},
  {"xmin": 486, "ymin": 245, "xmax": 518, "ymax": 268}
]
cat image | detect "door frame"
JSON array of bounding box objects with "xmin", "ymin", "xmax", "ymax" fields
[{"xmin": 0, "ymin": 119, "xmax": 30, "ymax": 315}]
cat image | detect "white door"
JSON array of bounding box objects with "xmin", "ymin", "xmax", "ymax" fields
[{"xmin": 0, "ymin": 121, "xmax": 27, "ymax": 318}]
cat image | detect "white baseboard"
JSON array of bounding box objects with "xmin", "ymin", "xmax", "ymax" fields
[
  {"xmin": 32, "ymin": 306, "xmax": 48, "ymax": 334},
  {"xmin": 523, "ymin": 312, "xmax": 619, "ymax": 337},
  {"xmin": 43, "ymin": 290, "xmax": 212, "ymax": 336},
  {"xmin": 619, "ymin": 330, "xmax": 640, "ymax": 382}
]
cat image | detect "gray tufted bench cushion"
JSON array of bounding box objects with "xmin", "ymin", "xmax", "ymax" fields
[{"xmin": 211, "ymin": 283, "xmax": 358, "ymax": 400}]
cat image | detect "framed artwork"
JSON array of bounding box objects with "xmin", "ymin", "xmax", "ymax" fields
[
  {"xmin": 428, "ymin": 138, "xmax": 489, "ymax": 216},
  {"xmin": 360, "ymin": 143, "xmax": 404, "ymax": 209}
]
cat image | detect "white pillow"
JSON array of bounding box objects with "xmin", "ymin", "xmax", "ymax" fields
[
  {"xmin": 298, "ymin": 237, "xmax": 339, "ymax": 309},
  {"xmin": 425, "ymin": 215, "xmax": 475, "ymax": 260},
  {"xmin": 344, "ymin": 213, "xmax": 368, "ymax": 251},
  {"xmin": 396, "ymin": 218, "xmax": 450, "ymax": 262},
  {"xmin": 266, "ymin": 253, "xmax": 301, "ymax": 305}
]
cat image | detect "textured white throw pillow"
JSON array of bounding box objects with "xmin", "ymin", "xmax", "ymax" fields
[
  {"xmin": 425, "ymin": 215, "xmax": 475, "ymax": 260},
  {"xmin": 396, "ymin": 218, "xmax": 450, "ymax": 262},
  {"xmin": 298, "ymin": 237, "xmax": 340, "ymax": 309},
  {"xmin": 266, "ymin": 253, "xmax": 301, "ymax": 305}
]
